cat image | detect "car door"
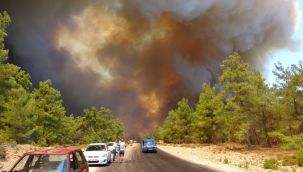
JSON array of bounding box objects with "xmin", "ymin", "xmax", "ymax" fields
[
  {"xmin": 106, "ymin": 145, "xmax": 111, "ymax": 162},
  {"xmin": 69, "ymin": 153, "xmax": 82, "ymax": 172},
  {"xmin": 75, "ymin": 151, "xmax": 89, "ymax": 172}
]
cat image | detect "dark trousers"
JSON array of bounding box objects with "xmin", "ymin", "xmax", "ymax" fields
[{"xmin": 113, "ymin": 150, "xmax": 117, "ymax": 161}]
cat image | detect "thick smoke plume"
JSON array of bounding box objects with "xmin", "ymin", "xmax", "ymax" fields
[{"xmin": 1, "ymin": 0, "xmax": 301, "ymax": 136}]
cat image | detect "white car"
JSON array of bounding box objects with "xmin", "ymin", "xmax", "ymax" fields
[{"xmin": 84, "ymin": 143, "xmax": 111, "ymax": 165}]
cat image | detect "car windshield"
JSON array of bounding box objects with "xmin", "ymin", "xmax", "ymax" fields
[
  {"xmin": 11, "ymin": 154, "xmax": 67, "ymax": 172},
  {"xmin": 144, "ymin": 140, "xmax": 155, "ymax": 146},
  {"xmin": 107, "ymin": 143, "xmax": 114, "ymax": 146},
  {"xmin": 86, "ymin": 145, "xmax": 106, "ymax": 151}
]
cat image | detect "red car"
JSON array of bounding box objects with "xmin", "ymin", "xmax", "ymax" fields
[{"xmin": 7, "ymin": 147, "xmax": 89, "ymax": 172}]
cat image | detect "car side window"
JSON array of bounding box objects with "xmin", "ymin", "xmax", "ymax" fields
[
  {"xmin": 70, "ymin": 153, "xmax": 79, "ymax": 171},
  {"xmin": 12, "ymin": 155, "xmax": 30, "ymax": 171},
  {"xmin": 75, "ymin": 151, "xmax": 85, "ymax": 165}
]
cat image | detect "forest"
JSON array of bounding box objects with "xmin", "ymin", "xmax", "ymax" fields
[
  {"xmin": 154, "ymin": 51, "xmax": 303, "ymax": 151},
  {"xmin": 0, "ymin": 12, "xmax": 124, "ymax": 146}
]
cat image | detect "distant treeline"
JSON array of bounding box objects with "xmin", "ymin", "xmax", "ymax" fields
[
  {"xmin": 0, "ymin": 12, "xmax": 124, "ymax": 146},
  {"xmin": 154, "ymin": 52, "xmax": 303, "ymax": 150}
]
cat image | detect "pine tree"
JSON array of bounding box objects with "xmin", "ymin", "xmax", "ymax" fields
[
  {"xmin": 31, "ymin": 80, "xmax": 66, "ymax": 146},
  {"xmin": 194, "ymin": 83, "xmax": 225, "ymax": 143},
  {"xmin": 161, "ymin": 98, "xmax": 194, "ymax": 143}
]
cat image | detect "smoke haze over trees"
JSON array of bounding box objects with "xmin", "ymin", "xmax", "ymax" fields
[
  {"xmin": 0, "ymin": 12, "xmax": 124, "ymax": 145},
  {"xmin": 154, "ymin": 53, "xmax": 303, "ymax": 151},
  {"xmin": 0, "ymin": 0, "xmax": 301, "ymax": 136}
]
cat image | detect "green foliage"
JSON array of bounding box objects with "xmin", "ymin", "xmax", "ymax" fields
[
  {"xmin": 31, "ymin": 80, "xmax": 66, "ymax": 146},
  {"xmin": 269, "ymin": 132, "xmax": 303, "ymax": 150},
  {"xmin": 263, "ymin": 158, "xmax": 278, "ymax": 170},
  {"xmin": 1, "ymin": 88, "xmax": 37, "ymax": 144},
  {"xmin": 194, "ymin": 84, "xmax": 225, "ymax": 143},
  {"xmin": 156, "ymin": 52, "xmax": 303, "ymax": 152},
  {"xmin": 296, "ymin": 149, "xmax": 303, "ymax": 166},
  {"xmin": 0, "ymin": 131, "xmax": 11, "ymax": 144},
  {"xmin": 60, "ymin": 115, "xmax": 83, "ymax": 144},
  {"xmin": 79, "ymin": 107, "xmax": 124, "ymax": 144},
  {"xmin": 220, "ymin": 52, "xmax": 275, "ymax": 147},
  {"xmin": 0, "ymin": 11, "xmax": 10, "ymax": 63},
  {"xmin": 281, "ymin": 155, "xmax": 297, "ymax": 166},
  {"xmin": 223, "ymin": 157, "xmax": 229, "ymax": 164},
  {"xmin": 0, "ymin": 13, "xmax": 36, "ymax": 144},
  {"xmin": 160, "ymin": 98, "xmax": 195, "ymax": 143},
  {"xmin": 273, "ymin": 62, "xmax": 303, "ymax": 136}
]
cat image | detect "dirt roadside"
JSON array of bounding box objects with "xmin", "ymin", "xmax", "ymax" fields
[
  {"xmin": 0, "ymin": 144, "xmax": 43, "ymax": 171},
  {"xmin": 158, "ymin": 144, "xmax": 303, "ymax": 172}
]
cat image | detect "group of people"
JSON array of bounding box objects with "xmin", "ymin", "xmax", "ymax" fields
[{"xmin": 112, "ymin": 140, "xmax": 126, "ymax": 162}]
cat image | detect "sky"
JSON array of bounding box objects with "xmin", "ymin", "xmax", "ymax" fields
[{"xmin": 265, "ymin": 0, "xmax": 303, "ymax": 84}]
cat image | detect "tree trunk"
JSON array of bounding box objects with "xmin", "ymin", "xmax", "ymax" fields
[
  {"xmin": 246, "ymin": 128, "xmax": 253, "ymax": 151},
  {"xmin": 293, "ymin": 98, "xmax": 300, "ymax": 120},
  {"xmin": 262, "ymin": 111, "xmax": 271, "ymax": 147}
]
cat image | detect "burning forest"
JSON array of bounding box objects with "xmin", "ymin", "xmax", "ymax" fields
[{"xmin": 0, "ymin": 0, "xmax": 301, "ymax": 136}]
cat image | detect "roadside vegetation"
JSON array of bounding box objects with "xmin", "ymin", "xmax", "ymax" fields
[
  {"xmin": 263, "ymin": 159, "xmax": 278, "ymax": 170},
  {"xmin": 0, "ymin": 12, "xmax": 124, "ymax": 146},
  {"xmin": 155, "ymin": 52, "xmax": 303, "ymax": 150},
  {"xmin": 154, "ymin": 35, "xmax": 303, "ymax": 168}
]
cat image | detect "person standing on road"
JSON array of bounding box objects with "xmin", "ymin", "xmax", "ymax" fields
[
  {"xmin": 112, "ymin": 141, "xmax": 118, "ymax": 161},
  {"xmin": 118, "ymin": 139, "xmax": 126, "ymax": 163}
]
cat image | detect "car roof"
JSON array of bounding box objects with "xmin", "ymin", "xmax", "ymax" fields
[
  {"xmin": 87, "ymin": 143, "xmax": 107, "ymax": 146},
  {"xmin": 25, "ymin": 147, "xmax": 81, "ymax": 155}
]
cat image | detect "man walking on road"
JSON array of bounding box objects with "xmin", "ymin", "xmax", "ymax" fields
[{"xmin": 118, "ymin": 139, "xmax": 126, "ymax": 163}]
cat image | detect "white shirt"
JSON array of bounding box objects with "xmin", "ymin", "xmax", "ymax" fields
[
  {"xmin": 119, "ymin": 142, "xmax": 126, "ymax": 151},
  {"xmin": 113, "ymin": 142, "xmax": 118, "ymax": 151}
]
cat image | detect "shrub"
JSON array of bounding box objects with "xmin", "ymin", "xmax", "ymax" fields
[
  {"xmin": 281, "ymin": 155, "xmax": 296, "ymax": 166},
  {"xmin": 244, "ymin": 161, "xmax": 249, "ymax": 169},
  {"xmin": 296, "ymin": 149, "xmax": 303, "ymax": 167},
  {"xmin": 263, "ymin": 158, "xmax": 278, "ymax": 170},
  {"xmin": 224, "ymin": 157, "xmax": 229, "ymax": 164},
  {"xmin": 0, "ymin": 147, "xmax": 6, "ymax": 159}
]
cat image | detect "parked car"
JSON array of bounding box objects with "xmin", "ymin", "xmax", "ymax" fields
[
  {"xmin": 142, "ymin": 137, "xmax": 157, "ymax": 153},
  {"xmin": 107, "ymin": 142, "xmax": 115, "ymax": 152},
  {"xmin": 6, "ymin": 147, "xmax": 89, "ymax": 172},
  {"xmin": 83, "ymin": 143, "xmax": 111, "ymax": 165}
]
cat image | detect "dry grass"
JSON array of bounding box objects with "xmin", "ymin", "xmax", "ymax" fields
[
  {"xmin": 159, "ymin": 143, "xmax": 303, "ymax": 172},
  {"xmin": 0, "ymin": 147, "xmax": 6, "ymax": 159}
]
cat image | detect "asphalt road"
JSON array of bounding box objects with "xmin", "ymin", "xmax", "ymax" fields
[{"xmin": 89, "ymin": 143, "xmax": 221, "ymax": 172}]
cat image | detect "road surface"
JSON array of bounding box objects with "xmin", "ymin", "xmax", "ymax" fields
[{"xmin": 89, "ymin": 143, "xmax": 221, "ymax": 172}]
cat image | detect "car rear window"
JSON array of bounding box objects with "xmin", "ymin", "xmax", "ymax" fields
[{"xmin": 86, "ymin": 145, "xmax": 106, "ymax": 151}]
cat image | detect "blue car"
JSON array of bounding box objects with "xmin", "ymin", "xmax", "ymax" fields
[{"xmin": 142, "ymin": 138, "xmax": 157, "ymax": 153}]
